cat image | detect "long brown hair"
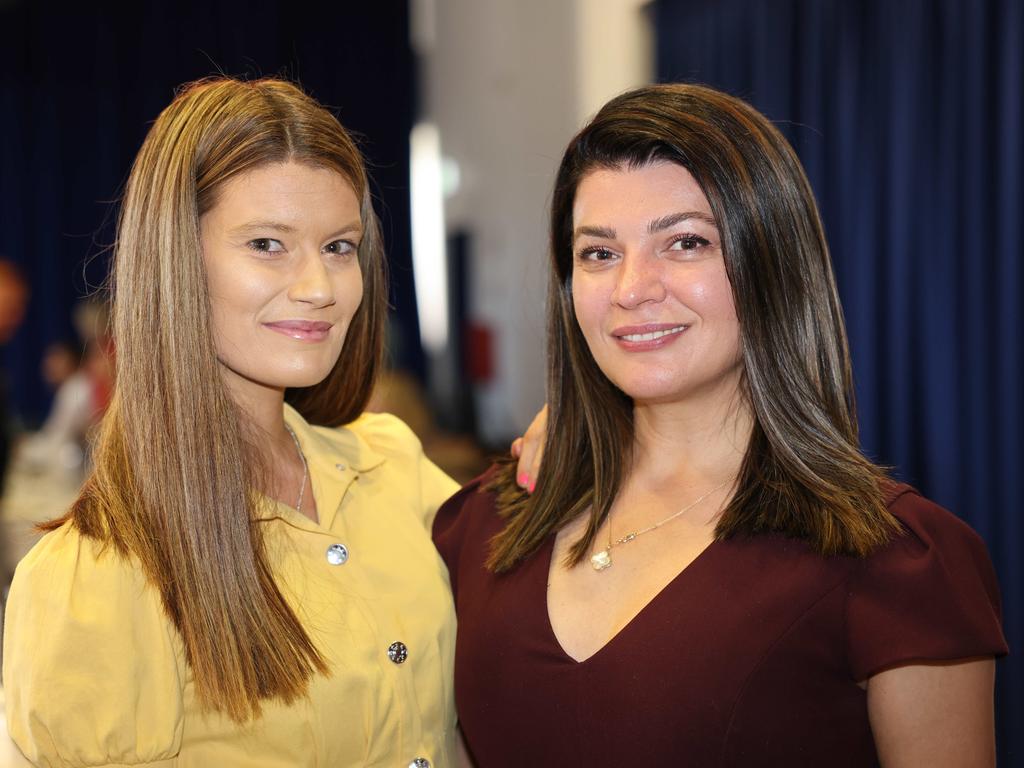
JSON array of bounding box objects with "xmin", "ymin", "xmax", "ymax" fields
[
  {"xmin": 489, "ymin": 83, "xmax": 897, "ymax": 572},
  {"xmin": 43, "ymin": 77, "xmax": 386, "ymax": 721}
]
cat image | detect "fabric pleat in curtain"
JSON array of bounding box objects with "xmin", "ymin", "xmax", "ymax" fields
[{"xmin": 654, "ymin": 0, "xmax": 1021, "ymax": 761}]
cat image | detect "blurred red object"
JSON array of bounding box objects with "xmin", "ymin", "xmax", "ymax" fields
[{"xmin": 465, "ymin": 322, "xmax": 493, "ymax": 383}]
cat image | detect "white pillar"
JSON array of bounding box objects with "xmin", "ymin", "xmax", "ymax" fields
[{"xmin": 417, "ymin": 0, "xmax": 653, "ymax": 441}]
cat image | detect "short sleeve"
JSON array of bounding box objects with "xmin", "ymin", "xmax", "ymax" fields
[
  {"xmin": 845, "ymin": 488, "xmax": 1008, "ymax": 680},
  {"xmin": 347, "ymin": 412, "xmax": 460, "ymax": 530},
  {"xmin": 3, "ymin": 523, "xmax": 185, "ymax": 767},
  {"xmin": 417, "ymin": 456, "xmax": 461, "ymax": 530}
]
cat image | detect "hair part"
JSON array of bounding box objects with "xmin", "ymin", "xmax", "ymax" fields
[
  {"xmin": 488, "ymin": 83, "xmax": 897, "ymax": 573},
  {"xmin": 42, "ymin": 77, "xmax": 386, "ymax": 721}
]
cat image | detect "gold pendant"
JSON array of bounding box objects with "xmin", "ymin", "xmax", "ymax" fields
[{"xmin": 590, "ymin": 549, "xmax": 612, "ymax": 571}]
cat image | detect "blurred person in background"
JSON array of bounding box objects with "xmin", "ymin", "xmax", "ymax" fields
[
  {"xmin": 0, "ymin": 261, "xmax": 27, "ymax": 345},
  {"xmin": 435, "ymin": 84, "xmax": 1007, "ymax": 767},
  {"xmin": 0, "ymin": 259, "xmax": 28, "ymax": 492},
  {"xmin": 17, "ymin": 339, "xmax": 95, "ymax": 476}
]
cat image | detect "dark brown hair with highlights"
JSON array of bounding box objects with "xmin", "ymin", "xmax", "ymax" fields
[{"xmin": 488, "ymin": 83, "xmax": 896, "ymax": 572}]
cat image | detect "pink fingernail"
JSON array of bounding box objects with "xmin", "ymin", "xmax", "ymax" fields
[
  {"xmin": 528, "ymin": 479, "xmax": 536, "ymax": 493},
  {"xmin": 517, "ymin": 473, "xmax": 529, "ymax": 488}
]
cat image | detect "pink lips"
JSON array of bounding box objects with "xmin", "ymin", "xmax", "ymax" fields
[
  {"xmin": 263, "ymin": 320, "xmax": 334, "ymax": 342},
  {"xmin": 611, "ymin": 322, "xmax": 688, "ymax": 351}
]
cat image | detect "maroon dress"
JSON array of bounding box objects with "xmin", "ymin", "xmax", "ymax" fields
[{"xmin": 433, "ymin": 475, "xmax": 1007, "ymax": 767}]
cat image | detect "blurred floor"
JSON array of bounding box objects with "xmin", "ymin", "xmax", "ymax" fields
[{"xmin": 0, "ymin": 460, "xmax": 79, "ymax": 578}]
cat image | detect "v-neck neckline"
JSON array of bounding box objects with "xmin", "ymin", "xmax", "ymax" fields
[{"xmin": 541, "ymin": 532, "xmax": 721, "ymax": 666}]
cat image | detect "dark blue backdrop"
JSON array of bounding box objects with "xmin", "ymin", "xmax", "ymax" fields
[
  {"xmin": 654, "ymin": 0, "xmax": 1022, "ymax": 761},
  {"xmin": 0, "ymin": 0, "xmax": 422, "ymax": 424}
]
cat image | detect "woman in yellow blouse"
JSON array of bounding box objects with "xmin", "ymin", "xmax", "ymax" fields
[{"xmin": 3, "ymin": 78, "xmax": 461, "ymax": 767}]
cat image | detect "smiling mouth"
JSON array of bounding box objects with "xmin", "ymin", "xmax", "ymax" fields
[
  {"xmin": 617, "ymin": 325, "xmax": 687, "ymax": 342},
  {"xmin": 263, "ymin": 320, "xmax": 334, "ymax": 341}
]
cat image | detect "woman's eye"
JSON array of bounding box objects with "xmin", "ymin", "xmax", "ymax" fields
[
  {"xmin": 669, "ymin": 234, "xmax": 712, "ymax": 251},
  {"xmin": 324, "ymin": 239, "xmax": 357, "ymax": 257},
  {"xmin": 248, "ymin": 238, "xmax": 284, "ymax": 253},
  {"xmin": 577, "ymin": 246, "xmax": 617, "ymax": 263}
]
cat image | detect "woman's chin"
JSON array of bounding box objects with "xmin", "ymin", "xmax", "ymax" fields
[
  {"xmin": 611, "ymin": 375, "xmax": 688, "ymax": 405},
  {"xmin": 279, "ymin": 367, "xmax": 337, "ymax": 390},
  {"xmin": 219, "ymin": 361, "xmax": 338, "ymax": 394}
]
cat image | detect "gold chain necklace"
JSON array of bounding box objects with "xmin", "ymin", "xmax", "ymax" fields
[{"xmin": 590, "ymin": 479, "xmax": 732, "ymax": 571}]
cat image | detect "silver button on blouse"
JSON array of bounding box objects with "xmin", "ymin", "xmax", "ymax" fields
[
  {"xmin": 409, "ymin": 759, "xmax": 430, "ymax": 768},
  {"xmin": 388, "ymin": 641, "xmax": 408, "ymax": 664},
  {"xmin": 325, "ymin": 543, "xmax": 349, "ymax": 565}
]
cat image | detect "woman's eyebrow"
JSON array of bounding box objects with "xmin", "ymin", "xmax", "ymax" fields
[
  {"xmin": 228, "ymin": 220, "xmax": 363, "ymax": 238},
  {"xmin": 647, "ymin": 211, "xmax": 717, "ymax": 234},
  {"xmin": 323, "ymin": 222, "xmax": 364, "ymax": 240},
  {"xmin": 229, "ymin": 220, "xmax": 298, "ymax": 235},
  {"xmin": 573, "ymin": 224, "xmax": 617, "ymax": 242}
]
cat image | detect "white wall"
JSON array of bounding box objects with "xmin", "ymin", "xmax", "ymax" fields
[
  {"xmin": 575, "ymin": 0, "xmax": 655, "ymax": 125},
  {"xmin": 415, "ymin": 0, "xmax": 653, "ymax": 442}
]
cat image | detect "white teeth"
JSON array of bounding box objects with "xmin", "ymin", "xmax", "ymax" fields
[{"xmin": 620, "ymin": 326, "xmax": 686, "ymax": 342}]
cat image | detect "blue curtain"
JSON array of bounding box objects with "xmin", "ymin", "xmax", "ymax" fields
[
  {"xmin": 655, "ymin": 0, "xmax": 1022, "ymax": 761},
  {"xmin": 0, "ymin": 1, "xmax": 420, "ymax": 424}
]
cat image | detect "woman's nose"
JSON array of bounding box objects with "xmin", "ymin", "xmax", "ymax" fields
[
  {"xmin": 288, "ymin": 253, "xmax": 336, "ymax": 307},
  {"xmin": 610, "ymin": 254, "xmax": 667, "ymax": 308}
]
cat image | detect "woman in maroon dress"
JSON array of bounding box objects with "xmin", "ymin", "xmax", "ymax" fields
[{"xmin": 434, "ymin": 84, "xmax": 1007, "ymax": 767}]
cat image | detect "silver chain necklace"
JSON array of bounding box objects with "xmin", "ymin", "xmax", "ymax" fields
[
  {"xmin": 590, "ymin": 479, "xmax": 732, "ymax": 571},
  {"xmin": 284, "ymin": 425, "xmax": 308, "ymax": 513}
]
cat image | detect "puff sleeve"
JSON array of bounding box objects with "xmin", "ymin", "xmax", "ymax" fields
[
  {"xmin": 348, "ymin": 412, "xmax": 459, "ymax": 530},
  {"xmin": 845, "ymin": 487, "xmax": 1008, "ymax": 680},
  {"xmin": 3, "ymin": 522, "xmax": 185, "ymax": 767}
]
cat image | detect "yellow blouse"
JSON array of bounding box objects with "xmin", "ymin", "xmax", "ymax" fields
[{"xmin": 3, "ymin": 407, "xmax": 460, "ymax": 767}]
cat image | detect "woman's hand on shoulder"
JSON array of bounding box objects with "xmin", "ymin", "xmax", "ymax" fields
[
  {"xmin": 867, "ymin": 657, "xmax": 996, "ymax": 767},
  {"xmin": 511, "ymin": 405, "xmax": 547, "ymax": 493}
]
